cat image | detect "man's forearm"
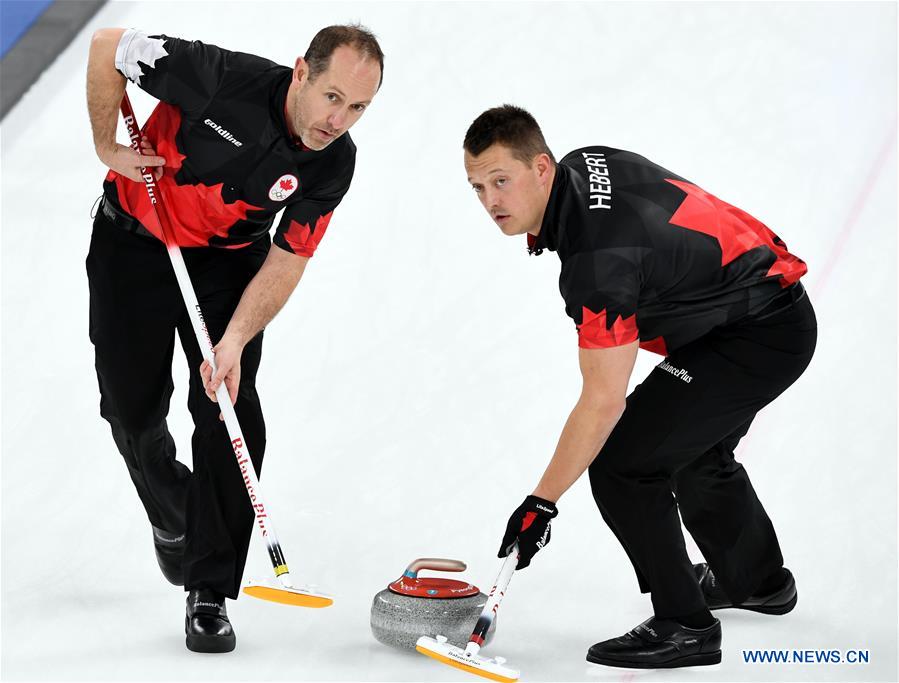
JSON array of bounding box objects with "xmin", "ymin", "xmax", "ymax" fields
[
  {"xmin": 222, "ymin": 246, "xmax": 308, "ymax": 346},
  {"xmin": 87, "ymin": 29, "xmax": 126, "ymax": 155},
  {"xmin": 532, "ymin": 395, "xmax": 624, "ymax": 503}
]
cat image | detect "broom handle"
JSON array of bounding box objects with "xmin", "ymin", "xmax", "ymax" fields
[{"xmin": 464, "ymin": 545, "xmax": 519, "ymax": 655}]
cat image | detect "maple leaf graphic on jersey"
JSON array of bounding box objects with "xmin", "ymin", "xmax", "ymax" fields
[
  {"xmin": 666, "ymin": 179, "xmax": 806, "ymax": 286},
  {"xmin": 280, "ymin": 178, "xmax": 294, "ymax": 191},
  {"xmin": 284, "ymin": 212, "xmax": 334, "ymax": 257},
  {"xmin": 118, "ymin": 32, "xmax": 169, "ymax": 86},
  {"xmin": 577, "ymin": 306, "xmax": 638, "ymax": 349}
]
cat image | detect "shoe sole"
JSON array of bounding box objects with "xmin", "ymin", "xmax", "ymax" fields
[
  {"xmin": 710, "ymin": 589, "xmax": 798, "ymax": 616},
  {"xmin": 586, "ymin": 650, "xmax": 721, "ymax": 669},
  {"xmin": 184, "ymin": 617, "xmax": 236, "ymax": 653}
]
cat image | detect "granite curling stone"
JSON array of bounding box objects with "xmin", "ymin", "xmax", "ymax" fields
[{"xmin": 370, "ymin": 558, "xmax": 497, "ymax": 650}]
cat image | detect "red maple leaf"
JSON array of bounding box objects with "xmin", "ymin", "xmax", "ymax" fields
[
  {"xmin": 578, "ymin": 306, "xmax": 638, "ymax": 349},
  {"xmin": 666, "ymin": 179, "xmax": 806, "ymax": 286},
  {"xmin": 280, "ymin": 178, "xmax": 295, "ymax": 191},
  {"xmin": 283, "ymin": 211, "xmax": 334, "ymax": 257},
  {"xmin": 112, "ymin": 104, "xmax": 262, "ymax": 246}
]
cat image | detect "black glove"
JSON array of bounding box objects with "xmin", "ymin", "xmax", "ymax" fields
[{"xmin": 498, "ymin": 495, "xmax": 558, "ymax": 569}]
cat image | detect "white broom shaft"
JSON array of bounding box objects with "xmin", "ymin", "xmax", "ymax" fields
[
  {"xmin": 165, "ymin": 243, "xmax": 290, "ymax": 579},
  {"xmin": 483, "ymin": 550, "xmax": 518, "ymax": 615},
  {"xmin": 464, "ymin": 546, "xmax": 519, "ymax": 655}
]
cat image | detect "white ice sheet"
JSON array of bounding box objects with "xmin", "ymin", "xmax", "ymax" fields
[{"xmin": 1, "ymin": 2, "xmax": 896, "ymax": 682}]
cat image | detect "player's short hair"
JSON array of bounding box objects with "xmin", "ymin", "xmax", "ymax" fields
[
  {"xmin": 305, "ymin": 24, "xmax": 384, "ymax": 88},
  {"xmin": 463, "ymin": 105, "xmax": 555, "ymax": 165}
]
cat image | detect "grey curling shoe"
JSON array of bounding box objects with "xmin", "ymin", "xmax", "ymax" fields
[{"xmin": 370, "ymin": 558, "xmax": 497, "ymax": 649}]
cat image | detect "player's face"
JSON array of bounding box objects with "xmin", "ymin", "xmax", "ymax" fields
[
  {"xmin": 292, "ymin": 46, "xmax": 380, "ymax": 150},
  {"xmin": 464, "ymin": 145, "xmax": 552, "ymax": 236}
]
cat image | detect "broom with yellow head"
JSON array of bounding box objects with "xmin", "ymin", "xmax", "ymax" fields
[{"xmin": 120, "ymin": 91, "xmax": 331, "ymax": 610}]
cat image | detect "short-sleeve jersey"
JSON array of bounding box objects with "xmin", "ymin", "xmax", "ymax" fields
[
  {"xmin": 529, "ymin": 147, "xmax": 808, "ymax": 355},
  {"xmin": 105, "ymin": 29, "xmax": 356, "ymax": 256}
]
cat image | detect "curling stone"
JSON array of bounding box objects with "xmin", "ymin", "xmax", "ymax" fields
[{"xmin": 370, "ymin": 558, "xmax": 497, "ymax": 650}]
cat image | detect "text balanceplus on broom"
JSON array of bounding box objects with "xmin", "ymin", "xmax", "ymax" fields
[
  {"xmin": 457, "ymin": 106, "xmax": 816, "ymax": 671},
  {"xmin": 85, "ymin": 26, "xmax": 383, "ymax": 653}
]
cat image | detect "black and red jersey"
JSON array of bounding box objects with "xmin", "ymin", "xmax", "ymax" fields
[
  {"xmin": 530, "ymin": 146, "xmax": 808, "ymax": 355},
  {"xmin": 104, "ymin": 29, "xmax": 355, "ymax": 256}
]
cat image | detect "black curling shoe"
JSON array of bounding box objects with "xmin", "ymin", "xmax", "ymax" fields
[
  {"xmin": 152, "ymin": 526, "xmax": 185, "ymax": 586},
  {"xmin": 185, "ymin": 589, "xmax": 235, "ymax": 653},
  {"xmin": 586, "ymin": 616, "xmax": 721, "ymax": 669},
  {"xmin": 694, "ymin": 563, "xmax": 797, "ymax": 614}
]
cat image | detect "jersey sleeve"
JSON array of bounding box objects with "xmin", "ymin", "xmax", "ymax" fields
[
  {"xmin": 272, "ymin": 160, "xmax": 356, "ymax": 258},
  {"xmin": 561, "ymin": 251, "xmax": 642, "ymax": 349},
  {"xmin": 115, "ymin": 29, "xmax": 224, "ymax": 115}
]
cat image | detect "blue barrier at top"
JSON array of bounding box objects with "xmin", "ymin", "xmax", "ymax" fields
[{"xmin": 2, "ymin": 0, "xmax": 55, "ymax": 57}]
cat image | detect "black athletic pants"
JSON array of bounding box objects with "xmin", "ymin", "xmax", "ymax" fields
[
  {"xmin": 588, "ymin": 289, "xmax": 817, "ymax": 618},
  {"xmin": 86, "ymin": 211, "xmax": 269, "ymax": 598}
]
